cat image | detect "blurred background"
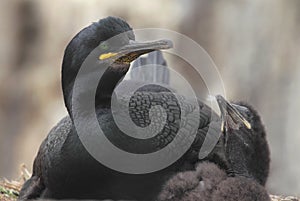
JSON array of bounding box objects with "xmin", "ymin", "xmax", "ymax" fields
[{"xmin": 0, "ymin": 0, "xmax": 299, "ymax": 197}]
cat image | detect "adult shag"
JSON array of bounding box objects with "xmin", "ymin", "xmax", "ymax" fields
[
  {"xmin": 19, "ymin": 16, "xmax": 175, "ymax": 200},
  {"xmin": 157, "ymin": 95, "xmax": 270, "ymax": 201},
  {"xmin": 18, "ymin": 16, "xmax": 219, "ymax": 201}
]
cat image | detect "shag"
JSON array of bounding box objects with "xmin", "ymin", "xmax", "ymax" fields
[
  {"xmin": 19, "ymin": 16, "xmax": 269, "ymax": 200},
  {"xmin": 18, "ymin": 16, "xmax": 173, "ymax": 200},
  {"xmin": 216, "ymin": 95, "xmax": 270, "ymax": 185},
  {"xmin": 157, "ymin": 95, "xmax": 270, "ymax": 201}
]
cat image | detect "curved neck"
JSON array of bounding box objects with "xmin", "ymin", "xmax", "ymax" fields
[
  {"xmin": 95, "ymin": 68, "xmax": 126, "ymax": 107},
  {"xmin": 62, "ymin": 67, "xmax": 127, "ymax": 118}
]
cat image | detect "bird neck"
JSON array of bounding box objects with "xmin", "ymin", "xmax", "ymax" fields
[
  {"xmin": 225, "ymin": 134, "xmax": 252, "ymax": 179},
  {"xmin": 95, "ymin": 68, "xmax": 127, "ymax": 107},
  {"xmin": 62, "ymin": 66, "xmax": 128, "ymax": 118},
  {"xmin": 62, "ymin": 81, "xmax": 74, "ymax": 118}
]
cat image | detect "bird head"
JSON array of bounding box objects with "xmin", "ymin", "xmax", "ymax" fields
[
  {"xmin": 216, "ymin": 95, "xmax": 270, "ymax": 185},
  {"xmin": 61, "ymin": 16, "xmax": 172, "ymax": 112}
]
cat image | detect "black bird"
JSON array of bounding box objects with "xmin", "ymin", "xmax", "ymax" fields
[
  {"xmin": 216, "ymin": 95, "xmax": 270, "ymax": 186},
  {"xmin": 157, "ymin": 95, "xmax": 270, "ymax": 201},
  {"xmin": 18, "ymin": 16, "xmax": 173, "ymax": 200},
  {"xmin": 18, "ymin": 17, "xmax": 268, "ymax": 200},
  {"xmin": 18, "ymin": 16, "xmax": 222, "ymax": 201}
]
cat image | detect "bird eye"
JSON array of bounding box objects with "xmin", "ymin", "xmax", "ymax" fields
[{"xmin": 100, "ymin": 43, "xmax": 109, "ymax": 50}]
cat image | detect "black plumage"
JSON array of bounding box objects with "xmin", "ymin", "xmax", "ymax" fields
[
  {"xmin": 18, "ymin": 16, "xmax": 174, "ymax": 200},
  {"xmin": 157, "ymin": 96, "xmax": 270, "ymax": 201},
  {"xmin": 18, "ymin": 16, "xmax": 269, "ymax": 201},
  {"xmin": 18, "ymin": 16, "xmax": 222, "ymax": 200},
  {"xmin": 216, "ymin": 96, "xmax": 270, "ymax": 186}
]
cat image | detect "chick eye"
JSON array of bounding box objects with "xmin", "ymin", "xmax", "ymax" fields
[{"xmin": 100, "ymin": 43, "xmax": 109, "ymax": 50}]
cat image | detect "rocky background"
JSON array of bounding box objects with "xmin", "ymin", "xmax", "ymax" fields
[{"xmin": 0, "ymin": 0, "xmax": 299, "ymax": 198}]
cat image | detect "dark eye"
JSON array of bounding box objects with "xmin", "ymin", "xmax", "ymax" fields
[{"xmin": 100, "ymin": 43, "xmax": 109, "ymax": 50}]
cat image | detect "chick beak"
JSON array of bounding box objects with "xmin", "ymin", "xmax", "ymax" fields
[{"xmin": 216, "ymin": 95, "xmax": 251, "ymax": 131}]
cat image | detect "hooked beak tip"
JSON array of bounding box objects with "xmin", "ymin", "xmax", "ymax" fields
[{"xmin": 215, "ymin": 95, "xmax": 251, "ymax": 130}]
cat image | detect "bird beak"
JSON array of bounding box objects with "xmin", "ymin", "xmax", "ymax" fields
[
  {"xmin": 99, "ymin": 39, "xmax": 173, "ymax": 64},
  {"xmin": 216, "ymin": 95, "xmax": 251, "ymax": 131}
]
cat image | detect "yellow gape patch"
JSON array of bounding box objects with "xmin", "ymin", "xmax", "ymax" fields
[
  {"xmin": 99, "ymin": 52, "xmax": 117, "ymax": 60},
  {"xmin": 243, "ymin": 120, "xmax": 252, "ymax": 130}
]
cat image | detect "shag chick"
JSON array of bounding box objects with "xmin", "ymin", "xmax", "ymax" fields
[{"xmin": 157, "ymin": 95, "xmax": 270, "ymax": 201}]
